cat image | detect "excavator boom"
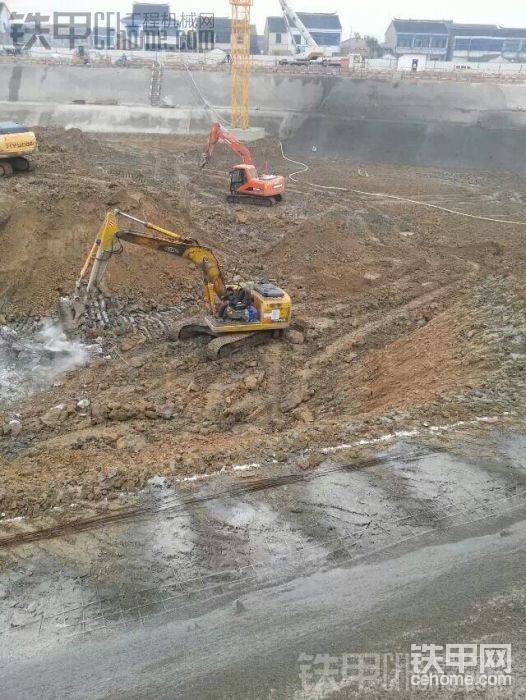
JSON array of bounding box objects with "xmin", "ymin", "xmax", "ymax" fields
[
  {"xmin": 79, "ymin": 210, "xmax": 227, "ymax": 308},
  {"xmin": 202, "ymin": 122, "xmax": 254, "ymax": 167}
]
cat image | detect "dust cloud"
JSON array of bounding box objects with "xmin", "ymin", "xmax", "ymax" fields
[{"xmin": 0, "ymin": 320, "xmax": 99, "ymax": 403}]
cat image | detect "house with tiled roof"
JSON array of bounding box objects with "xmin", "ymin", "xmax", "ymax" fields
[
  {"xmin": 385, "ymin": 17, "xmax": 526, "ymax": 62},
  {"xmin": 264, "ymin": 12, "xmax": 342, "ymax": 56},
  {"xmin": 385, "ymin": 19, "xmax": 452, "ymax": 59}
]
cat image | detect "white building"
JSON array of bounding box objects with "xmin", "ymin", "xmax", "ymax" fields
[
  {"xmin": 397, "ymin": 53, "xmax": 428, "ymax": 71},
  {"xmin": 0, "ymin": 2, "xmax": 11, "ymax": 46},
  {"xmin": 448, "ymin": 24, "xmax": 526, "ymax": 62}
]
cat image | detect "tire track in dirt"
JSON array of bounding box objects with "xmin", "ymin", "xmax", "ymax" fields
[{"xmin": 306, "ymin": 284, "xmax": 458, "ymax": 375}]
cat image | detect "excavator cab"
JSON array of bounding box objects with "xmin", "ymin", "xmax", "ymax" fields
[
  {"xmin": 218, "ymin": 285, "xmax": 253, "ymax": 322},
  {"xmin": 230, "ymin": 166, "xmax": 246, "ymax": 193},
  {"xmin": 228, "ymin": 164, "xmax": 283, "ymax": 207}
]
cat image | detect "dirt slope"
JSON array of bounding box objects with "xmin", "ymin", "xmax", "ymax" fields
[{"xmin": 1, "ymin": 129, "xmax": 526, "ymax": 516}]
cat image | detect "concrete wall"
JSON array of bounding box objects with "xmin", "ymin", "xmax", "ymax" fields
[
  {"xmin": 2, "ymin": 62, "xmax": 526, "ymax": 171},
  {"xmin": 162, "ymin": 71, "xmax": 329, "ymax": 112},
  {"xmin": 0, "ymin": 64, "xmax": 151, "ymax": 106},
  {"xmin": 0, "ymin": 102, "xmax": 211, "ymax": 133},
  {"xmin": 284, "ymin": 115, "xmax": 526, "ymax": 171}
]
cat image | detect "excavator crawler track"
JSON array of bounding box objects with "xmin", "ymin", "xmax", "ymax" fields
[
  {"xmin": 206, "ymin": 330, "xmax": 277, "ymax": 360},
  {"xmin": 0, "ymin": 157, "xmax": 30, "ymax": 177},
  {"xmin": 227, "ymin": 194, "xmax": 278, "ymax": 207},
  {"xmin": 166, "ymin": 317, "xmax": 213, "ymax": 341},
  {"xmin": 0, "ymin": 161, "xmax": 13, "ymax": 177},
  {"xmin": 10, "ymin": 157, "xmax": 30, "ymax": 172}
]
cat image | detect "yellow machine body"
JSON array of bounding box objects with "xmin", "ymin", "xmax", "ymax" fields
[
  {"xmin": 0, "ymin": 124, "xmax": 37, "ymax": 159},
  {"xmin": 203, "ymin": 284, "xmax": 292, "ymax": 334}
]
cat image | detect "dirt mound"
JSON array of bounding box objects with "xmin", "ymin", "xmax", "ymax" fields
[
  {"xmin": 0, "ymin": 131, "xmax": 202, "ymax": 319},
  {"xmin": 0, "ymin": 193, "xmax": 14, "ymax": 229},
  {"xmin": 0, "ymin": 276, "xmax": 523, "ymax": 517}
]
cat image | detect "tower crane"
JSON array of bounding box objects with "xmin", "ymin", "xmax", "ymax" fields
[{"xmin": 229, "ymin": 0, "xmax": 252, "ymax": 129}]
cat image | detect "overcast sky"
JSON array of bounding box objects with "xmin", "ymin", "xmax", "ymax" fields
[{"xmin": 7, "ymin": 1, "xmax": 526, "ymax": 40}]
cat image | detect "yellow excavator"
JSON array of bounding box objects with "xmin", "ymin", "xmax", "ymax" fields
[
  {"xmin": 58, "ymin": 210, "xmax": 292, "ymax": 359},
  {"xmin": 0, "ymin": 122, "xmax": 37, "ymax": 177}
]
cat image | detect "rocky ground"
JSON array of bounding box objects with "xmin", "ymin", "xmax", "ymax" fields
[{"xmin": 1, "ymin": 128, "xmax": 526, "ymax": 518}]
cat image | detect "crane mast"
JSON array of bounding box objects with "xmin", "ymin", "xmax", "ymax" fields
[{"xmin": 229, "ymin": 0, "xmax": 252, "ymax": 130}]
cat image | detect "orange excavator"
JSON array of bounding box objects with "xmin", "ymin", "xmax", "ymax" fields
[{"xmin": 201, "ymin": 123, "xmax": 285, "ymax": 207}]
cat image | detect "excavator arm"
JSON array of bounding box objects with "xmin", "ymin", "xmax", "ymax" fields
[
  {"xmin": 201, "ymin": 122, "xmax": 254, "ymax": 168},
  {"xmin": 115, "ymin": 232, "xmax": 227, "ymax": 309},
  {"xmin": 66, "ymin": 210, "xmax": 227, "ymax": 324}
]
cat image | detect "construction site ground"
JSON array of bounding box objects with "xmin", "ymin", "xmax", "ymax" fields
[
  {"xmin": 1, "ymin": 129, "xmax": 526, "ymax": 696},
  {"xmin": 2, "ymin": 127, "xmax": 526, "ymax": 516}
]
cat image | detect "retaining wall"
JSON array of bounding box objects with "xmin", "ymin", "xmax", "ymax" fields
[{"xmin": 2, "ymin": 62, "xmax": 526, "ymax": 171}]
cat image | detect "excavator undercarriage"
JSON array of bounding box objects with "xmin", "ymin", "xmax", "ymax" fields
[
  {"xmin": 226, "ymin": 192, "xmax": 284, "ymax": 207},
  {"xmin": 167, "ymin": 316, "xmax": 284, "ymax": 359}
]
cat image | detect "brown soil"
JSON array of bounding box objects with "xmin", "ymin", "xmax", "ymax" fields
[{"xmin": 1, "ymin": 128, "xmax": 526, "ymax": 517}]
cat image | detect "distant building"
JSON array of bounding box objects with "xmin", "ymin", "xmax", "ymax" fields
[
  {"xmin": 340, "ymin": 36, "xmax": 369, "ymax": 58},
  {"xmin": 53, "ymin": 23, "xmax": 117, "ymax": 50},
  {"xmin": 5, "ymin": 16, "xmax": 116, "ymax": 51},
  {"xmin": 448, "ymin": 24, "xmax": 526, "ymax": 62},
  {"xmin": 265, "ymin": 17, "xmax": 287, "ymax": 55},
  {"xmin": 264, "ymin": 17, "xmax": 294, "ymax": 56},
  {"xmin": 211, "ymin": 17, "xmax": 259, "ymax": 55},
  {"xmin": 256, "ymin": 34, "xmax": 265, "ymax": 54},
  {"xmin": 265, "ymin": 12, "xmax": 342, "ymax": 56},
  {"xmin": 210, "ymin": 17, "xmax": 231, "ymax": 52},
  {"xmin": 0, "ymin": 2, "xmax": 11, "ymax": 45},
  {"xmin": 385, "ymin": 17, "xmax": 526, "ymax": 62},
  {"xmin": 385, "ymin": 19, "xmax": 451, "ymax": 60},
  {"xmin": 122, "ymin": 6, "xmax": 258, "ymax": 53},
  {"xmin": 122, "ymin": 3, "xmax": 175, "ymax": 50}
]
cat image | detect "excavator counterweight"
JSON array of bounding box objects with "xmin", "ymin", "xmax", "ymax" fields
[
  {"xmin": 202, "ymin": 123, "xmax": 285, "ymax": 206},
  {"xmin": 58, "ymin": 210, "xmax": 292, "ymax": 359},
  {"xmin": 0, "ymin": 122, "xmax": 37, "ymax": 177}
]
